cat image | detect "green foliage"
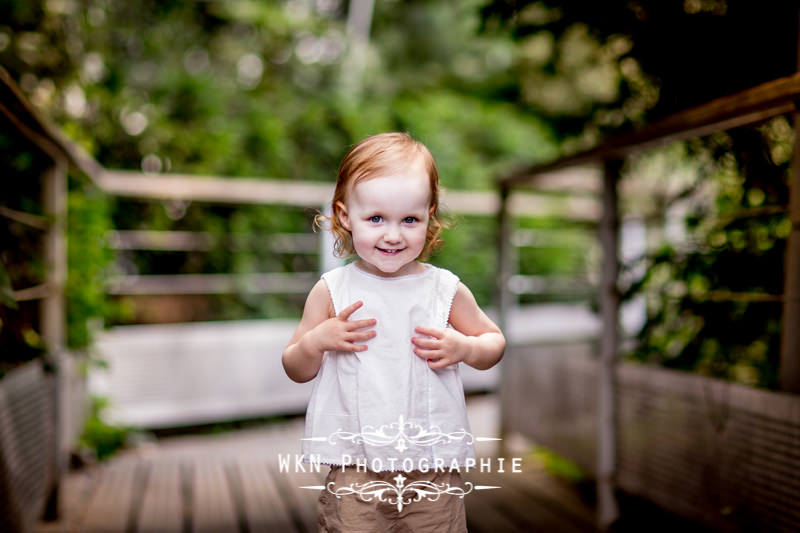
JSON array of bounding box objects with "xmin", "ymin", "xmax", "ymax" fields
[
  {"xmin": 531, "ymin": 445, "xmax": 585, "ymax": 483},
  {"xmin": 2, "ymin": 0, "xmax": 564, "ymax": 325},
  {"xmin": 481, "ymin": 1, "xmax": 795, "ymax": 390},
  {"xmin": 78, "ymin": 395, "xmax": 134, "ymax": 461},
  {"xmin": 480, "ymin": 0, "xmax": 796, "ymax": 143},
  {"xmin": 66, "ymin": 183, "xmax": 114, "ymax": 349},
  {"xmin": 0, "ymin": 125, "xmax": 111, "ymax": 365},
  {"xmin": 1, "ymin": 122, "xmax": 49, "ymax": 369},
  {"xmin": 394, "ymin": 91, "xmax": 557, "ymax": 189},
  {"xmin": 625, "ymin": 125, "xmax": 790, "ymax": 389},
  {"xmin": 434, "ymin": 215, "xmax": 498, "ymax": 306}
]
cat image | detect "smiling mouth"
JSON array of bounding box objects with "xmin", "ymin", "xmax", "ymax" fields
[{"xmin": 377, "ymin": 247, "xmax": 405, "ymax": 255}]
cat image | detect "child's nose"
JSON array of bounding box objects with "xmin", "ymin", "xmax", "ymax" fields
[{"xmin": 384, "ymin": 226, "xmax": 401, "ymax": 242}]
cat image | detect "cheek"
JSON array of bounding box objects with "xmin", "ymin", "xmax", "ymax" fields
[
  {"xmin": 410, "ymin": 226, "xmax": 428, "ymax": 248},
  {"xmin": 350, "ymin": 225, "xmax": 375, "ymax": 249}
]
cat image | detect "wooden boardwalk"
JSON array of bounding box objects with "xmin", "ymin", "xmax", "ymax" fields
[{"xmin": 37, "ymin": 395, "xmax": 598, "ymax": 532}]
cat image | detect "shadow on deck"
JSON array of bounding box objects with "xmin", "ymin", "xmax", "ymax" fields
[{"xmin": 35, "ymin": 394, "xmax": 689, "ymax": 532}]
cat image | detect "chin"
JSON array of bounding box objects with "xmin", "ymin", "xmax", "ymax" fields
[{"xmin": 377, "ymin": 264, "xmax": 402, "ymax": 274}]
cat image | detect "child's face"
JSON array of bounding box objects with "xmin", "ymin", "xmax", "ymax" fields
[{"xmin": 337, "ymin": 161, "xmax": 432, "ymax": 277}]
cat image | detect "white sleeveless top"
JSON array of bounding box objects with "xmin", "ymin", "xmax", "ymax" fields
[{"xmin": 302, "ymin": 262, "xmax": 475, "ymax": 471}]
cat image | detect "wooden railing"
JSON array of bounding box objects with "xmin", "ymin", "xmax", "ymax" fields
[
  {"xmin": 96, "ymin": 172, "xmax": 593, "ymax": 306},
  {"xmin": 0, "ymin": 66, "xmax": 72, "ymax": 529},
  {"xmin": 496, "ymin": 73, "xmax": 800, "ymax": 529}
]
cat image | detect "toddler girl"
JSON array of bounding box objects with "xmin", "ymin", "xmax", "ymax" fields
[{"xmin": 282, "ymin": 132, "xmax": 505, "ymax": 532}]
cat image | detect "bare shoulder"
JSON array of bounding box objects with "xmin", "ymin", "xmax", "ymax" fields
[
  {"xmin": 448, "ymin": 282, "xmax": 502, "ymax": 336},
  {"xmin": 286, "ymin": 279, "xmax": 333, "ymax": 346},
  {"xmin": 306, "ymin": 278, "xmax": 335, "ymax": 320}
]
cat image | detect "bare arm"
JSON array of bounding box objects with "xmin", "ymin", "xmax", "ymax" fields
[
  {"xmin": 282, "ymin": 279, "xmax": 377, "ymax": 383},
  {"xmin": 411, "ymin": 282, "xmax": 505, "ymax": 371}
]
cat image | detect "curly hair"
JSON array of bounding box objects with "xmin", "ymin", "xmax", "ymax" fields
[{"xmin": 314, "ymin": 132, "xmax": 446, "ymax": 261}]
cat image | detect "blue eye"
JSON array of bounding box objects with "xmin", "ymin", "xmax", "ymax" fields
[
  {"xmin": 403, "ymin": 217, "xmax": 417, "ymax": 224},
  {"xmin": 369, "ymin": 215, "xmax": 382, "ymax": 223}
]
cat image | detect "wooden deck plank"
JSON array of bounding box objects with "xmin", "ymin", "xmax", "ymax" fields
[
  {"xmin": 237, "ymin": 460, "xmax": 295, "ymax": 531},
  {"xmin": 191, "ymin": 461, "xmax": 238, "ymax": 532},
  {"xmin": 81, "ymin": 460, "xmax": 138, "ymax": 532},
  {"xmin": 464, "ymin": 468, "xmax": 596, "ymax": 533},
  {"xmin": 35, "ymin": 394, "xmax": 620, "ymax": 532},
  {"xmin": 270, "ymin": 464, "xmax": 325, "ymax": 533},
  {"xmin": 138, "ymin": 460, "xmax": 182, "ymax": 533},
  {"xmin": 506, "ymin": 468, "xmax": 596, "ymax": 527},
  {"xmin": 35, "ymin": 463, "xmax": 99, "ymax": 533},
  {"xmin": 462, "ymin": 479, "xmax": 527, "ymax": 533}
]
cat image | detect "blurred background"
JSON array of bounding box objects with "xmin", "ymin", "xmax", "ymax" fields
[{"xmin": 1, "ymin": 0, "xmax": 799, "ymax": 531}]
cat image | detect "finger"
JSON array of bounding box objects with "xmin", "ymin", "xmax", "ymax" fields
[
  {"xmin": 341, "ymin": 342, "xmax": 369, "ymax": 352},
  {"xmin": 411, "ymin": 337, "xmax": 439, "ymax": 349},
  {"xmin": 427, "ymin": 358, "xmax": 452, "ymax": 370},
  {"xmin": 347, "ymin": 318, "xmax": 377, "ymax": 330},
  {"xmin": 338, "ymin": 301, "xmax": 363, "ymax": 320},
  {"xmin": 414, "ymin": 326, "xmax": 443, "ymax": 339},
  {"xmin": 346, "ymin": 330, "xmax": 376, "ymax": 342},
  {"xmin": 413, "ymin": 347, "xmax": 440, "ymax": 360}
]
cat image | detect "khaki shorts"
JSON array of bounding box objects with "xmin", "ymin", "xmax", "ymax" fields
[{"xmin": 317, "ymin": 466, "xmax": 468, "ymax": 533}]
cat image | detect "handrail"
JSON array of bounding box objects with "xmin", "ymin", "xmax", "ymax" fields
[
  {"xmin": 501, "ymin": 73, "xmax": 800, "ymax": 186},
  {"xmin": 99, "ymin": 168, "xmax": 597, "ymax": 217},
  {"xmin": 0, "ymin": 66, "xmax": 103, "ymax": 182},
  {"xmin": 0, "ymin": 205, "xmax": 49, "ymax": 230},
  {"xmin": 106, "ymin": 272, "xmax": 317, "ymax": 296}
]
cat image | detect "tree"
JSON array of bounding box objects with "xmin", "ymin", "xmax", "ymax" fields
[{"xmin": 1, "ymin": 0, "xmax": 559, "ymax": 334}]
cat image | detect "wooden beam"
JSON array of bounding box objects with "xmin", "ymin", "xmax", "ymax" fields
[
  {"xmin": 11, "ymin": 283, "xmax": 51, "ymax": 302},
  {"xmin": 0, "ymin": 66, "xmax": 103, "ymax": 182},
  {"xmin": 448, "ymin": 188, "xmax": 599, "ymax": 219},
  {"xmin": 502, "ymin": 73, "xmax": 800, "ymax": 186},
  {"xmin": 513, "ymin": 165, "xmax": 602, "ymax": 195},
  {"xmin": 506, "ymin": 275, "xmax": 593, "ymax": 296},
  {"xmin": 98, "ymin": 169, "xmax": 601, "ymax": 219},
  {"xmin": 597, "ymin": 159, "xmax": 621, "ymax": 529},
  {"xmin": 107, "ymin": 230, "xmax": 216, "ymax": 251},
  {"xmin": 98, "ymin": 170, "xmax": 334, "ymax": 207},
  {"xmin": 106, "ymin": 272, "xmax": 317, "ymax": 296},
  {"xmin": 107, "ymin": 230, "xmax": 319, "ymax": 253},
  {"xmin": 0, "ymin": 205, "xmax": 49, "ymax": 230}
]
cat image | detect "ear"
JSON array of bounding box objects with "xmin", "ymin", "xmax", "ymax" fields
[{"xmin": 335, "ymin": 200, "xmax": 351, "ymax": 231}]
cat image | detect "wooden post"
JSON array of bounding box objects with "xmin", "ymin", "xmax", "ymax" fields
[
  {"xmin": 41, "ymin": 159, "xmax": 67, "ymax": 520},
  {"xmin": 41, "ymin": 162, "xmax": 67, "ymax": 354},
  {"xmin": 496, "ymin": 184, "xmax": 513, "ymax": 333},
  {"xmin": 779, "ymin": 10, "xmax": 800, "ymax": 393},
  {"xmin": 779, "ymin": 108, "xmax": 800, "ymax": 393},
  {"xmin": 496, "ymin": 183, "xmax": 513, "ymax": 455},
  {"xmin": 597, "ymin": 159, "xmax": 621, "ymax": 529}
]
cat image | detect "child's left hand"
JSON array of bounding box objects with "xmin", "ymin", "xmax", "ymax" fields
[{"xmin": 411, "ymin": 326, "xmax": 473, "ymax": 369}]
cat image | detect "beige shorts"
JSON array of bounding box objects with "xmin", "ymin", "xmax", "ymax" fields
[{"xmin": 317, "ymin": 466, "xmax": 468, "ymax": 533}]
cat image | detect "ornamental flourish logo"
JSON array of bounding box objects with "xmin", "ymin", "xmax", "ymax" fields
[
  {"xmin": 301, "ymin": 414, "xmax": 498, "ymax": 452},
  {"xmin": 295, "ymin": 414, "xmax": 512, "ymax": 509},
  {"xmin": 300, "ymin": 473, "xmax": 502, "ymax": 512}
]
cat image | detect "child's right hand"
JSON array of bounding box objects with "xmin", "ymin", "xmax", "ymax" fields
[{"xmin": 309, "ymin": 300, "xmax": 376, "ymax": 353}]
